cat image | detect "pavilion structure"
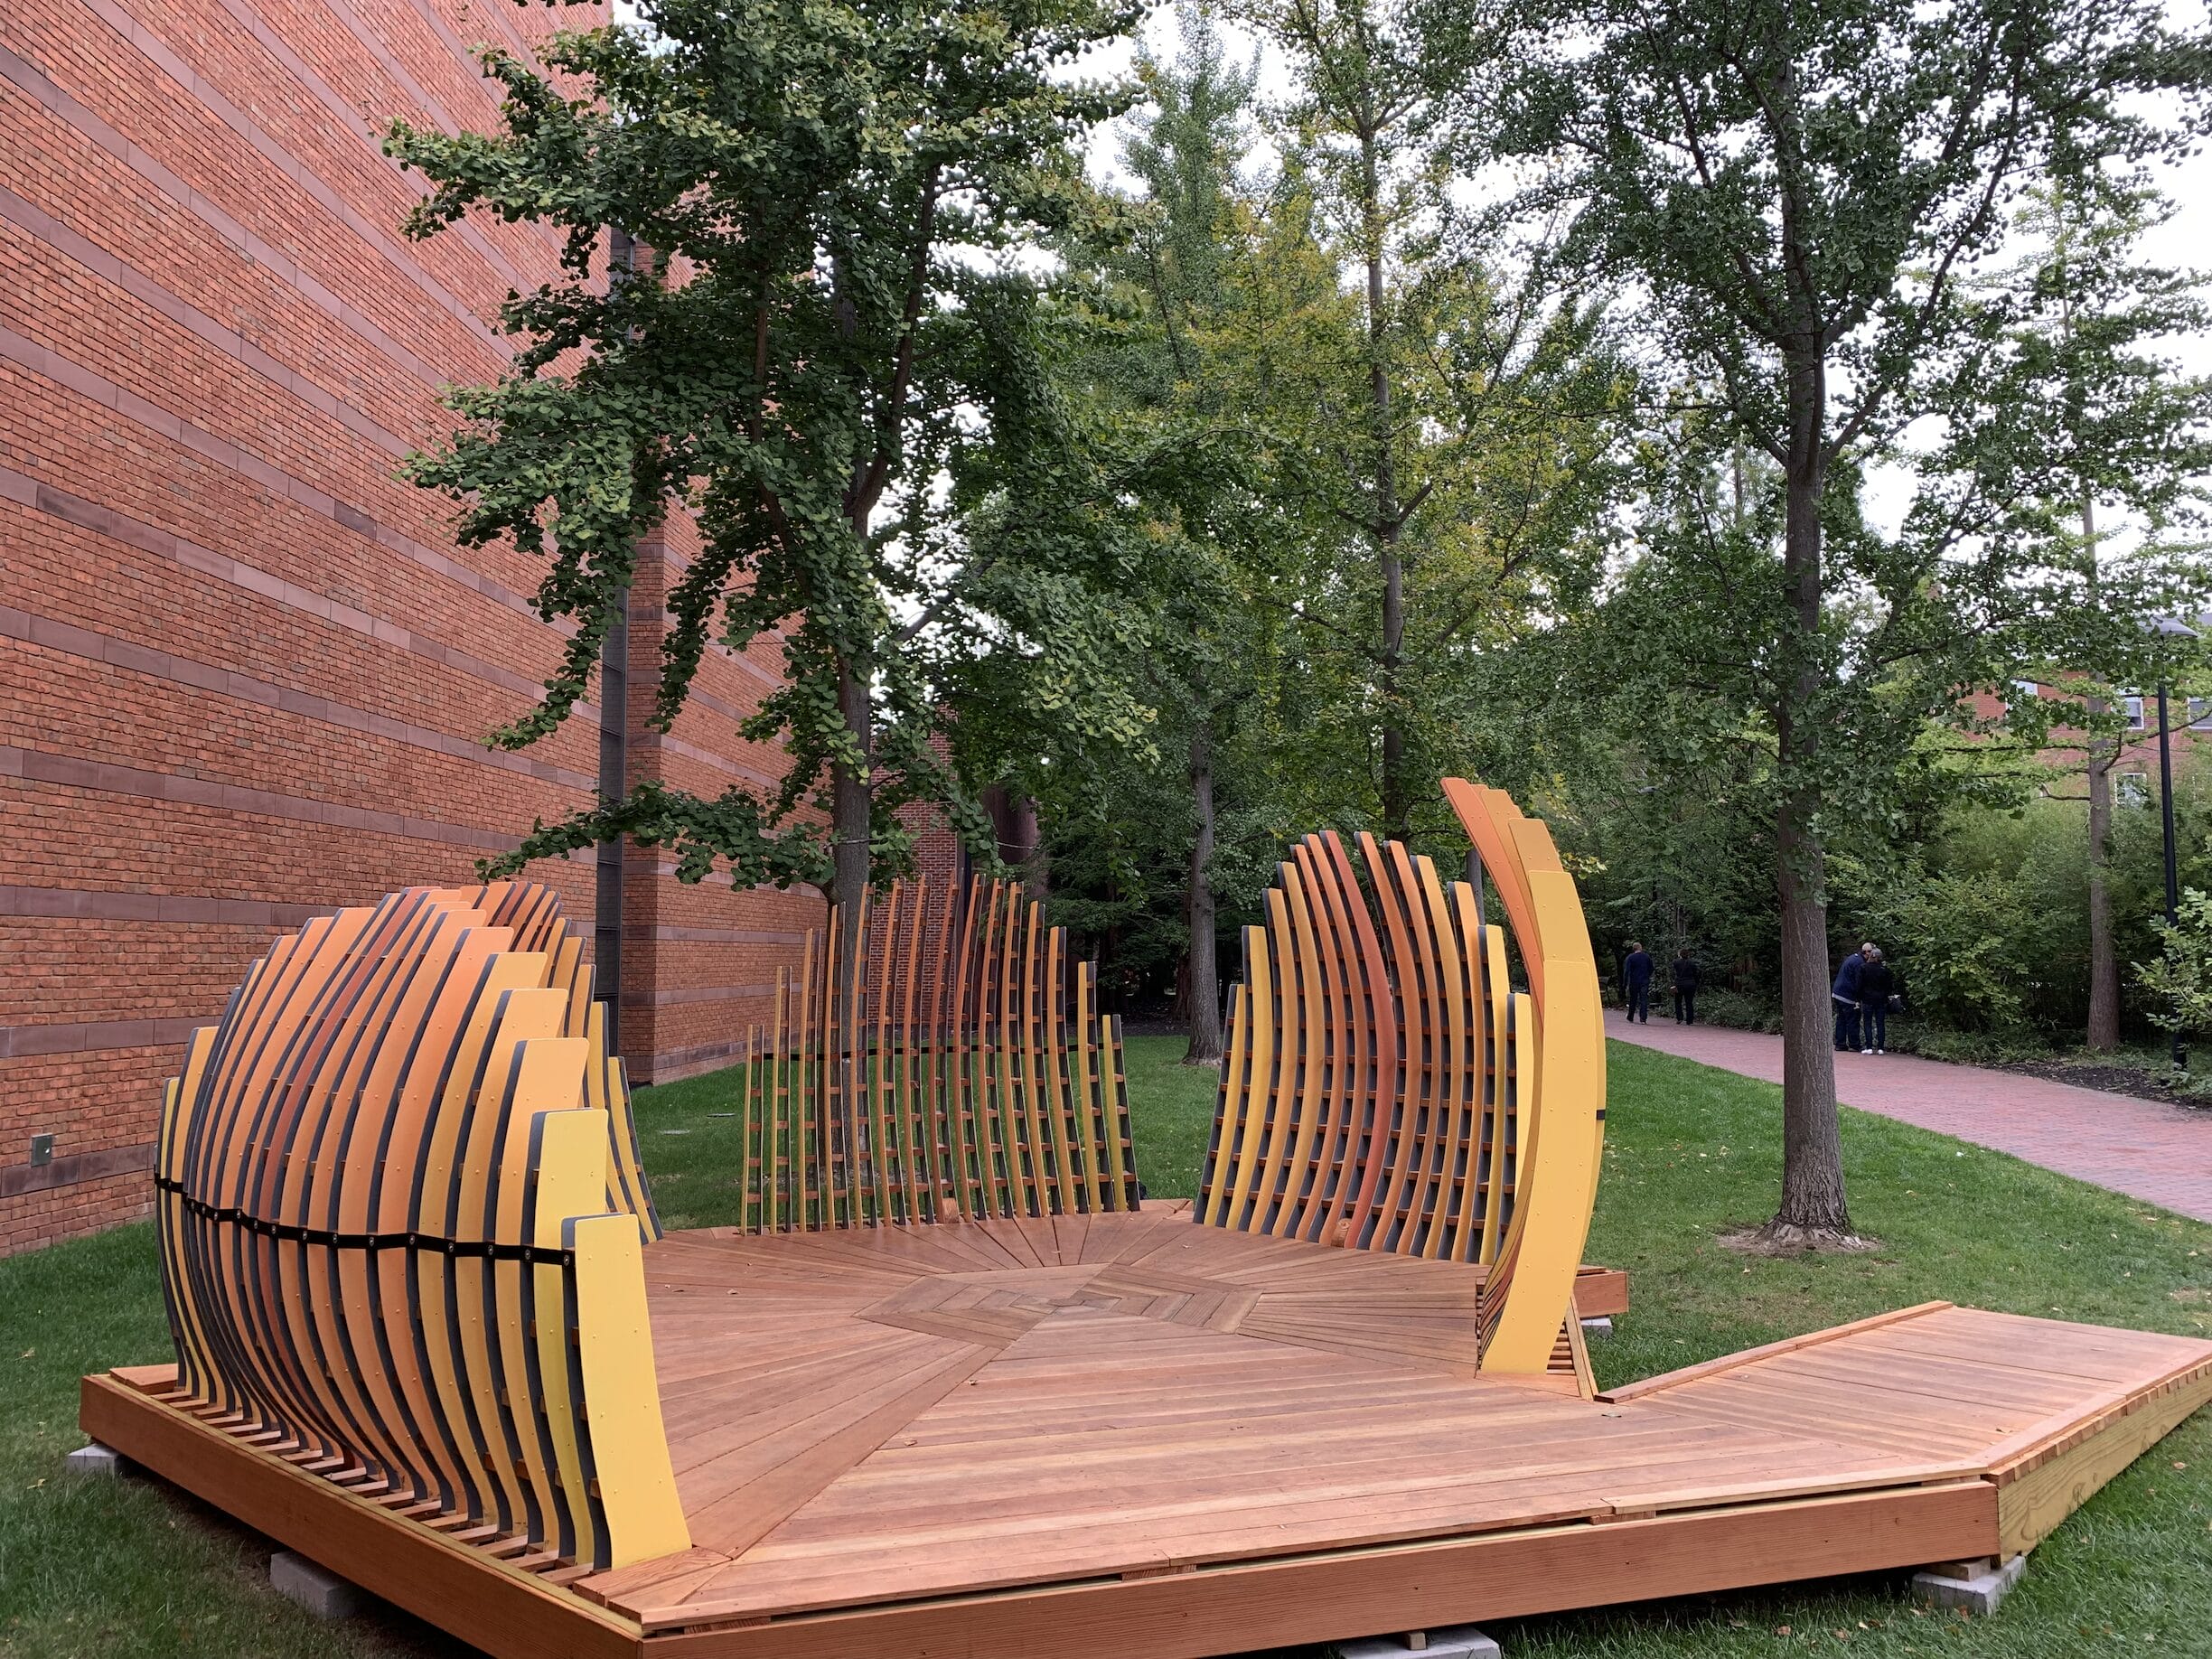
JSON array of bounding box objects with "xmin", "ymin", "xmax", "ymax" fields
[{"xmin": 83, "ymin": 783, "xmax": 2212, "ymax": 1658}]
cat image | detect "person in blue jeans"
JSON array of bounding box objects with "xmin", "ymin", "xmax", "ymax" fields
[
  {"xmin": 1623, "ymin": 942, "xmax": 1654, "ymax": 1023},
  {"xmin": 1832, "ymin": 944, "xmax": 1866, "ymax": 1051}
]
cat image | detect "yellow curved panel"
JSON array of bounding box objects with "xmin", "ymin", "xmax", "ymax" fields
[
  {"xmin": 568, "ymin": 1212, "xmax": 690, "ymax": 1567},
  {"xmin": 1477, "ymin": 868, "xmax": 1604, "ymax": 1373}
]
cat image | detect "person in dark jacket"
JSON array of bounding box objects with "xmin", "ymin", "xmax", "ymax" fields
[
  {"xmin": 1832, "ymin": 945, "xmax": 1866, "ymax": 1051},
  {"xmin": 1672, "ymin": 948, "xmax": 1701, "ymax": 1024},
  {"xmin": 1623, "ymin": 942, "xmax": 1654, "ymax": 1024},
  {"xmin": 1858, "ymin": 947, "xmax": 1895, "ymax": 1053}
]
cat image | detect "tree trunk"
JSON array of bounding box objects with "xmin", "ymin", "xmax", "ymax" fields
[
  {"xmin": 831, "ymin": 662, "xmax": 872, "ymax": 997},
  {"xmin": 1360, "ymin": 126, "xmax": 1409, "ymax": 840},
  {"xmin": 1768, "ymin": 351, "xmax": 1851, "ymax": 1238},
  {"xmin": 1775, "ymin": 785, "xmax": 1850, "ymax": 1232},
  {"xmin": 2083, "ymin": 501, "xmax": 2119, "ymax": 1051},
  {"xmin": 1184, "ymin": 719, "xmax": 1223, "ymax": 1065}
]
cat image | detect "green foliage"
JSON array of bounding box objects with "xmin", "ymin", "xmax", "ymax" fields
[
  {"xmin": 1017, "ymin": 0, "xmax": 1636, "ymax": 1006},
  {"xmin": 385, "ymin": 0, "xmax": 1146, "ymax": 895},
  {"xmin": 993, "ymin": 4, "xmax": 1291, "ymax": 1001},
  {"xmin": 1545, "ymin": 718, "xmax": 1787, "ymax": 989},
  {"xmin": 1971, "ymin": 168, "xmax": 2212, "ymax": 1050},
  {"xmin": 1232, "ymin": 0, "xmax": 1634, "ymax": 843},
  {"xmin": 1483, "ymin": 0, "xmax": 2212, "ymax": 881},
  {"xmin": 1566, "ymin": 751, "xmax": 2212, "ymax": 1047},
  {"xmin": 1840, "ymin": 771, "xmax": 2212, "ymax": 1043},
  {"xmin": 2137, "ymin": 886, "xmax": 2212, "ymax": 1038},
  {"xmin": 1845, "ymin": 861, "xmax": 2034, "ymax": 1034},
  {"xmin": 1543, "ymin": 146, "xmax": 2212, "ymax": 1060},
  {"xmin": 1463, "ymin": 0, "xmax": 2212, "ymax": 1231}
]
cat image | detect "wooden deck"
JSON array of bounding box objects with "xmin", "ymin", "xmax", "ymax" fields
[{"xmin": 85, "ymin": 1209, "xmax": 2212, "ymax": 1659}]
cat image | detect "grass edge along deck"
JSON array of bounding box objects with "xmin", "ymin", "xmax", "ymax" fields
[{"xmin": 83, "ymin": 1298, "xmax": 2212, "ymax": 1659}]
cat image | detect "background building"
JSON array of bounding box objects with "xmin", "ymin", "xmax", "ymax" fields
[{"xmin": 0, "ymin": 0, "xmax": 820, "ymax": 1252}]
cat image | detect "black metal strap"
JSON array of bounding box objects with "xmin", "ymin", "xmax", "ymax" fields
[{"xmin": 155, "ymin": 1177, "xmax": 575, "ymax": 1266}]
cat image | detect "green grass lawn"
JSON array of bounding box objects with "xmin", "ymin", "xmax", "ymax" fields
[{"xmin": 3, "ymin": 1037, "xmax": 2207, "ymax": 1657}]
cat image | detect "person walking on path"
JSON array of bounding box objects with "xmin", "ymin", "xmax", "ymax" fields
[
  {"xmin": 1623, "ymin": 942, "xmax": 1654, "ymax": 1024},
  {"xmin": 1672, "ymin": 948, "xmax": 1701, "ymax": 1025},
  {"xmin": 1832, "ymin": 943, "xmax": 1867, "ymax": 1052},
  {"xmin": 1859, "ymin": 947, "xmax": 1895, "ymax": 1054}
]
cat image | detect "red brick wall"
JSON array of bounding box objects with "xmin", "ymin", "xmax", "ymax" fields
[
  {"xmin": 0, "ymin": 0, "xmax": 817, "ymax": 1253},
  {"xmin": 617, "ymin": 524, "xmax": 821, "ymax": 1082}
]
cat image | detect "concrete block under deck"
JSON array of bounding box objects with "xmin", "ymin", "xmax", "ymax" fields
[{"xmin": 1339, "ymin": 1624, "xmax": 1502, "ymax": 1658}]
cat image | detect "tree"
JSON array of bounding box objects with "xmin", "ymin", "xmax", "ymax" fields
[
  {"xmin": 1490, "ymin": 0, "xmax": 2210, "ymax": 1241},
  {"xmin": 1120, "ymin": 19, "xmax": 1261, "ymax": 1063},
  {"xmin": 1035, "ymin": 5, "xmax": 1280, "ymax": 1064},
  {"xmin": 1987, "ymin": 173, "xmax": 2212, "ymax": 1050},
  {"xmin": 385, "ymin": 0, "xmax": 1143, "ymax": 977},
  {"xmin": 1239, "ymin": 0, "xmax": 1626, "ymax": 843},
  {"xmin": 1249, "ymin": 0, "xmax": 1429, "ymax": 837}
]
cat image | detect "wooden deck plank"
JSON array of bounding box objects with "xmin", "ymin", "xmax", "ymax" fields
[
  {"xmin": 670, "ymin": 1332, "xmax": 972, "ymax": 1485},
  {"xmin": 682, "ymin": 1345, "xmax": 997, "ymax": 1560},
  {"xmin": 596, "ymin": 1216, "xmax": 2209, "ymax": 1629},
  {"xmin": 1595, "ymin": 1303, "xmax": 1954, "ymax": 1401},
  {"xmin": 1995, "ymin": 1364, "xmax": 2212, "ymax": 1554},
  {"xmin": 93, "ymin": 1211, "xmax": 2211, "ymax": 1657},
  {"xmin": 633, "ymin": 1486, "xmax": 1995, "ymax": 1654}
]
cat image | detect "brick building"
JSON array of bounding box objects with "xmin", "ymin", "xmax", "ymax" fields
[
  {"xmin": 2000, "ymin": 679, "xmax": 2212, "ymax": 800},
  {"xmin": 0, "ymin": 0, "xmax": 823, "ymax": 1252}
]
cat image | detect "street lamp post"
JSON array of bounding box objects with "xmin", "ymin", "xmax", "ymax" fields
[
  {"xmin": 2153, "ymin": 616, "xmax": 2196, "ymax": 1071},
  {"xmin": 2157, "ymin": 681, "xmax": 2183, "ymax": 1069}
]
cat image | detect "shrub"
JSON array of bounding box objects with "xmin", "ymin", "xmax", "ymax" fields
[
  {"xmin": 2135, "ymin": 886, "xmax": 2212, "ymax": 1039},
  {"xmin": 1691, "ymin": 986, "xmax": 1781, "ymax": 1033}
]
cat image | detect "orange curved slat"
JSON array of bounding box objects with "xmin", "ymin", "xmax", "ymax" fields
[
  {"xmin": 1201, "ymin": 781, "xmax": 1607, "ymax": 1383},
  {"xmin": 732, "ymin": 876, "xmax": 1139, "ymax": 1230},
  {"xmin": 155, "ymin": 884, "xmax": 687, "ymax": 1570},
  {"xmin": 1318, "ymin": 832, "xmax": 1397, "ymax": 1248}
]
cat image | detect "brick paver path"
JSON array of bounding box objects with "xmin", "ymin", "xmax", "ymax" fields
[{"xmin": 1609, "ymin": 1010, "xmax": 2212, "ymax": 1223}]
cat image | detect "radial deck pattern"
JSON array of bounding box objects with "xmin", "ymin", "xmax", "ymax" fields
[{"xmin": 87, "ymin": 1209, "xmax": 2212, "ymax": 1658}]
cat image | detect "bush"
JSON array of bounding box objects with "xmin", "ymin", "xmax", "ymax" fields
[
  {"xmin": 1892, "ymin": 1023, "xmax": 2054, "ymax": 1065},
  {"xmin": 1829, "ymin": 756, "xmax": 2212, "ymax": 1045},
  {"xmin": 1546, "ymin": 732, "xmax": 2212, "ymax": 1051},
  {"xmin": 2135, "ymin": 886, "xmax": 2212, "ymax": 1039},
  {"xmin": 1690, "ymin": 986, "xmax": 1781, "ymax": 1033}
]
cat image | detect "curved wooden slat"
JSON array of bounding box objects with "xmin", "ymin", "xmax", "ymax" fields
[
  {"xmin": 1201, "ymin": 781, "xmax": 1607, "ymax": 1384},
  {"xmin": 155, "ymin": 885, "xmax": 688, "ymax": 1570},
  {"xmin": 1318, "ymin": 832, "xmax": 1395, "ymax": 1248},
  {"xmin": 733, "ymin": 877, "xmax": 1139, "ymax": 1230}
]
